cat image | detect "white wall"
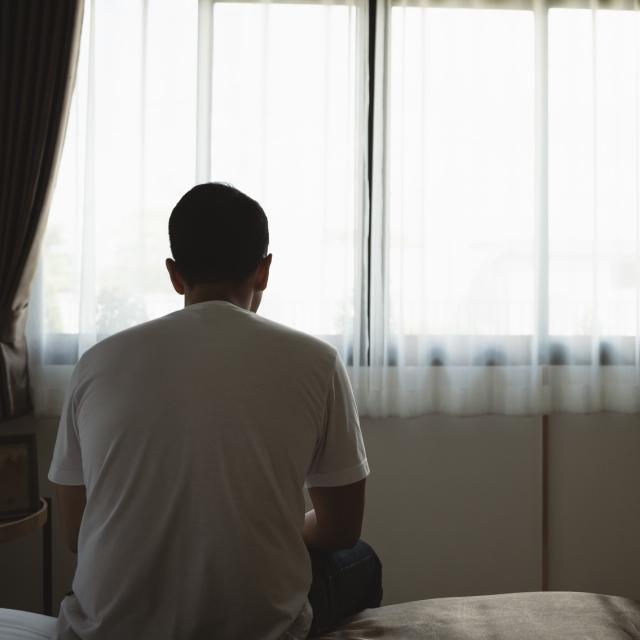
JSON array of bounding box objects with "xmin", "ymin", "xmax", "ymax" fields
[
  {"xmin": 547, "ymin": 414, "xmax": 640, "ymax": 599},
  {"xmin": 1, "ymin": 413, "xmax": 639, "ymax": 615},
  {"xmin": 360, "ymin": 416, "xmax": 542, "ymax": 604}
]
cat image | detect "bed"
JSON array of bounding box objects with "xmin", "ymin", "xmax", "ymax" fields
[
  {"xmin": 2, "ymin": 591, "xmax": 639, "ymax": 639},
  {"xmin": 315, "ymin": 592, "xmax": 640, "ymax": 639}
]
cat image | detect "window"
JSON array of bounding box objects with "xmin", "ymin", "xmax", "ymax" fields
[
  {"xmin": 388, "ymin": 7, "xmax": 535, "ymax": 337},
  {"xmin": 209, "ymin": 2, "xmax": 361, "ymax": 336},
  {"xmin": 378, "ymin": 0, "xmax": 640, "ymax": 375},
  {"xmin": 33, "ymin": 0, "xmax": 640, "ymax": 415},
  {"xmin": 549, "ymin": 8, "xmax": 638, "ymax": 339},
  {"xmin": 38, "ymin": 0, "xmax": 365, "ymax": 364}
]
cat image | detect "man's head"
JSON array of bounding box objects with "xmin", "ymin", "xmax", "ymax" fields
[{"xmin": 166, "ymin": 183, "xmax": 272, "ymax": 312}]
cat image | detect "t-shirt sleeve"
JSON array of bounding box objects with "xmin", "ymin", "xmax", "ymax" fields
[
  {"xmin": 48, "ymin": 369, "xmax": 84, "ymax": 486},
  {"xmin": 305, "ymin": 354, "xmax": 369, "ymax": 488}
]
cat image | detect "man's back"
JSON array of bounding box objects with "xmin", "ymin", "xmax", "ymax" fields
[{"xmin": 49, "ymin": 300, "xmax": 367, "ymax": 639}]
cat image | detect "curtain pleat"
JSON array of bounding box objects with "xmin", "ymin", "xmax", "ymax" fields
[{"xmin": 0, "ymin": 0, "xmax": 83, "ymax": 421}]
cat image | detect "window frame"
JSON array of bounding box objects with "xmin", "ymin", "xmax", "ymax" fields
[
  {"xmin": 39, "ymin": 0, "xmax": 640, "ymax": 369},
  {"xmin": 374, "ymin": 0, "xmax": 640, "ymax": 368}
]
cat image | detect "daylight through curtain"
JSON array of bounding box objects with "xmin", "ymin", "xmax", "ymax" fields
[
  {"xmin": 28, "ymin": 0, "xmax": 369, "ymax": 415},
  {"xmin": 29, "ymin": 0, "xmax": 640, "ymax": 417},
  {"xmin": 363, "ymin": 0, "xmax": 640, "ymax": 415}
]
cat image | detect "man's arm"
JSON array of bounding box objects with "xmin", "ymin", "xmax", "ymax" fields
[
  {"xmin": 303, "ymin": 478, "xmax": 365, "ymax": 551},
  {"xmin": 53, "ymin": 483, "xmax": 86, "ymax": 554}
]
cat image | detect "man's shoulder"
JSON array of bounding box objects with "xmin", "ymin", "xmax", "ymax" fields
[
  {"xmin": 249, "ymin": 313, "xmax": 338, "ymax": 361},
  {"xmin": 74, "ymin": 314, "xmax": 175, "ymax": 373},
  {"xmin": 75, "ymin": 307, "xmax": 339, "ymax": 374}
]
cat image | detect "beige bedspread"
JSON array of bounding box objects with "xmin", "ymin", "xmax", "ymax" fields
[{"xmin": 316, "ymin": 591, "xmax": 640, "ymax": 639}]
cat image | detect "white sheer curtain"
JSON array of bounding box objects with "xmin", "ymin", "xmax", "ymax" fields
[
  {"xmin": 364, "ymin": 0, "xmax": 640, "ymax": 415},
  {"xmin": 29, "ymin": 0, "xmax": 640, "ymax": 418},
  {"xmin": 28, "ymin": 0, "xmax": 369, "ymax": 415}
]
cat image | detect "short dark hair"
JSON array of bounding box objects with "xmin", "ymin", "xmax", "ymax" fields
[{"xmin": 169, "ymin": 183, "xmax": 269, "ymax": 285}]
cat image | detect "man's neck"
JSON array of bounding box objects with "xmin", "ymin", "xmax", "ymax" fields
[{"xmin": 184, "ymin": 285, "xmax": 253, "ymax": 311}]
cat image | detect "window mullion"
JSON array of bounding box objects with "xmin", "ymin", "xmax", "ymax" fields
[
  {"xmin": 196, "ymin": 0, "xmax": 214, "ymax": 183},
  {"xmin": 366, "ymin": 0, "xmax": 377, "ymax": 367},
  {"xmin": 534, "ymin": 0, "xmax": 550, "ymax": 366}
]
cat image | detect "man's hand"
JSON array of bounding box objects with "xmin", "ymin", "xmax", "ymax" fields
[
  {"xmin": 53, "ymin": 483, "xmax": 86, "ymax": 554},
  {"xmin": 303, "ymin": 479, "xmax": 365, "ymax": 551}
]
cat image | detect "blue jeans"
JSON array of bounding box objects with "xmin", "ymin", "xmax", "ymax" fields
[{"xmin": 307, "ymin": 540, "xmax": 383, "ymax": 636}]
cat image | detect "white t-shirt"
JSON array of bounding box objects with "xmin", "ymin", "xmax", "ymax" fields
[{"xmin": 48, "ymin": 301, "xmax": 369, "ymax": 640}]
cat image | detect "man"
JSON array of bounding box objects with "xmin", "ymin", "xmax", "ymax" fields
[{"xmin": 49, "ymin": 183, "xmax": 382, "ymax": 639}]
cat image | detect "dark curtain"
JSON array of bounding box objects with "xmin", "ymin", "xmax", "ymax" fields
[{"xmin": 0, "ymin": 0, "xmax": 83, "ymax": 421}]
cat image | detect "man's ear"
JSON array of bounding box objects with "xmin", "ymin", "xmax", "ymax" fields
[
  {"xmin": 255, "ymin": 254, "xmax": 272, "ymax": 291},
  {"xmin": 166, "ymin": 258, "xmax": 186, "ymax": 295}
]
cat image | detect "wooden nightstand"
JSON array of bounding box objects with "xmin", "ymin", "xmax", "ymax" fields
[{"xmin": 0, "ymin": 498, "xmax": 52, "ymax": 615}]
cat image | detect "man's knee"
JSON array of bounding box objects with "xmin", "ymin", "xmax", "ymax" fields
[
  {"xmin": 335, "ymin": 539, "xmax": 383, "ymax": 610},
  {"xmin": 307, "ymin": 540, "xmax": 383, "ymax": 636},
  {"xmin": 355, "ymin": 540, "xmax": 383, "ymax": 608}
]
